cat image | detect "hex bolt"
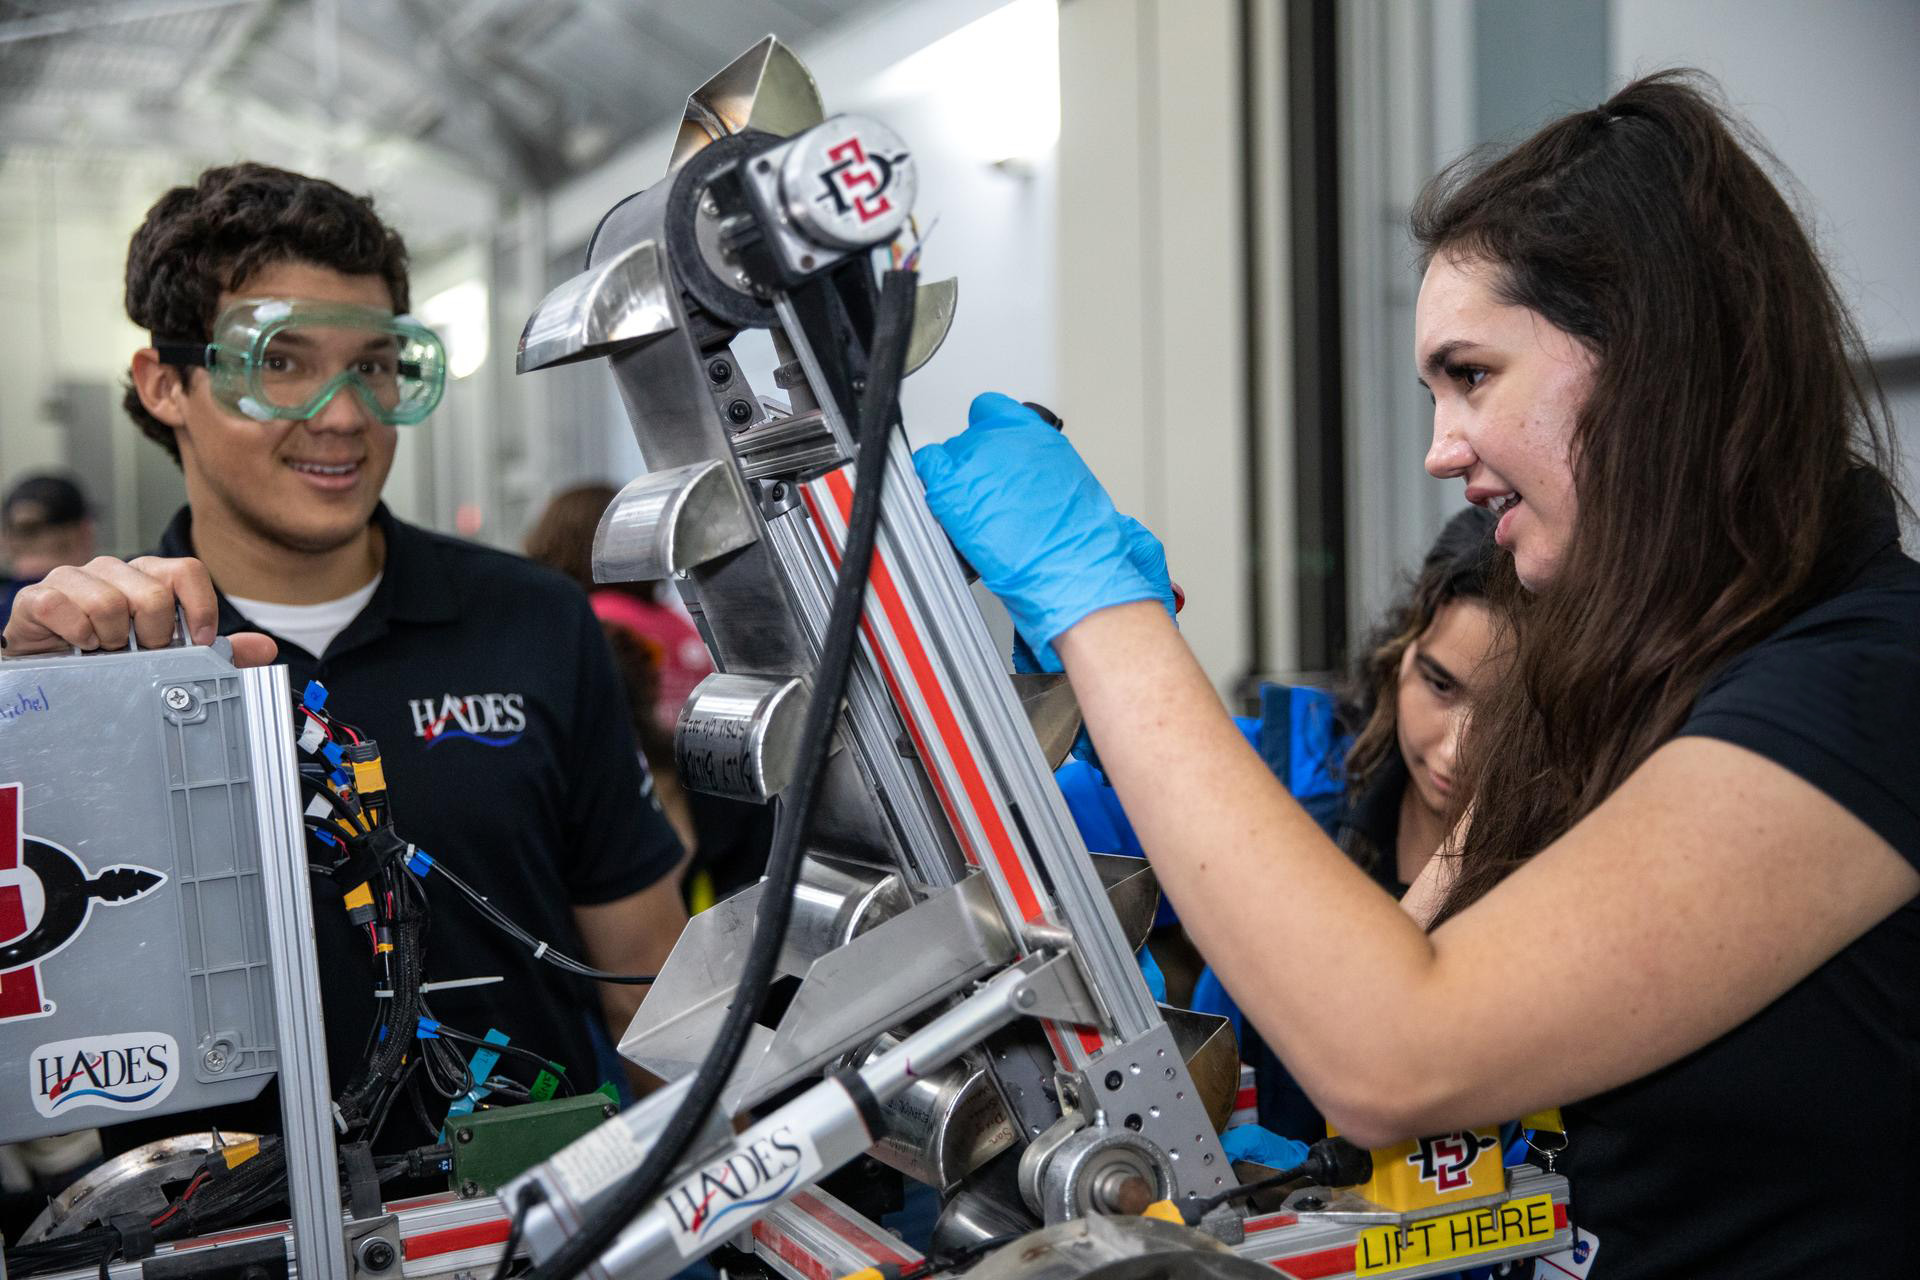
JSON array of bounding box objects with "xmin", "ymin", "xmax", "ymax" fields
[
  {"xmin": 356, "ymin": 1237, "xmax": 397, "ymax": 1272},
  {"xmin": 163, "ymin": 686, "xmax": 194, "ymax": 711},
  {"xmin": 706, "ymin": 358, "xmax": 734, "ymax": 385},
  {"xmin": 455, "ymin": 1127, "xmax": 474, "ymax": 1143},
  {"xmin": 1103, "ymin": 1070, "xmax": 1123, "ymax": 1092},
  {"xmin": 725, "ymin": 398, "xmax": 754, "ymax": 425}
]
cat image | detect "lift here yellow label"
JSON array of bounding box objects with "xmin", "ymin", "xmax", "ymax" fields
[{"xmin": 1354, "ymin": 1193, "xmax": 1557, "ymax": 1275}]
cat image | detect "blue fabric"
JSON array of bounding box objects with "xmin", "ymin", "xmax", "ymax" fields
[
  {"xmin": 1137, "ymin": 944, "xmax": 1168, "ymax": 1003},
  {"xmin": 1188, "ymin": 965, "xmax": 1244, "ymax": 1045},
  {"xmin": 1057, "ymin": 684, "xmax": 1354, "ymax": 1144},
  {"xmin": 915, "ymin": 393, "xmax": 1175, "ymax": 667},
  {"xmin": 1059, "ymin": 715, "xmax": 1263, "ymax": 928}
]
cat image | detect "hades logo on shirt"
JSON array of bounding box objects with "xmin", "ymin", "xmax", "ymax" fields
[
  {"xmin": 30, "ymin": 1032, "xmax": 178, "ymax": 1118},
  {"xmin": 1406, "ymin": 1131, "xmax": 1500, "ymax": 1193},
  {"xmin": 0, "ymin": 783, "xmax": 167, "ymax": 1023},
  {"xmin": 408, "ymin": 693, "xmax": 527, "ymax": 749}
]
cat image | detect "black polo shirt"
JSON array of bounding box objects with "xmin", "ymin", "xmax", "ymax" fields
[{"xmin": 132, "ymin": 503, "xmax": 682, "ymax": 1150}]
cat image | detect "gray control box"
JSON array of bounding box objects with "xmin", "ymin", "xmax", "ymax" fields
[{"xmin": 0, "ymin": 642, "xmax": 288, "ymax": 1141}]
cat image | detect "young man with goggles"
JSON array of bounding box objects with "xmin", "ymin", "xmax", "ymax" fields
[
  {"xmin": 3, "ymin": 162, "xmax": 688, "ymax": 1151},
  {"xmin": 154, "ymin": 297, "xmax": 448, "ymax": 427}
]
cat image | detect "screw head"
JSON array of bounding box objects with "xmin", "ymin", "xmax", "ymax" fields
[
  {"xmin": 706, "ymin": 358, "xmax": 734, "ymax": 385},
  {"xmin": 460, "ymin": 1180, "xmax": 481, "ymax": 1198},
  {"xmin": 1103, "ymin": 1070, "xmax": 1123, "ymax": 1092},
  {"xmin": 725, "ymin": 398, "xmax": 754, "ymax": 425},
  {"xmin": 163, "ymin": 686, "xmax": 194, "ymax": 711},
  {"xmin": 356, "ymin": 1237, "xmax": 397, "ymax": 1271},
  {"xmin": 202, "ymin": 1045, "xmax": 229, "ymax": 1072},
  {"xmin": 455, "ymin": 1127, "xmax": 474, "ymax": 1143},
  {"xmin": 602, "ymin": 1104, "xmax": 618, "ymax": 1119},
  {"xmin": 1016, "ymin": 987, "xmax": 1037, "ymax": 1009}
]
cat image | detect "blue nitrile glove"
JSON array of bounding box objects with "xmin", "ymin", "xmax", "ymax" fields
[
  {"xmin": 1220, "ymin": 1124, "xmax": 1311, "ymax": 1170},
  {"xmin": 917, "ymin": 393, "xmax": 1175, "ymax": 669}
]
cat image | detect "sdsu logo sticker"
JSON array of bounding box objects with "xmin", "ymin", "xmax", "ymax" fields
[
  {"xmin": 408, "ymin": 692, "xmax": 527, "ymax": 749},
  {"xmin": 0, "ymin": 784, "xmax": 166, "ymax": 1022},
  {"xmin": 1406, "ymin": 1131, "xmax": 1499, "ymax": 1193},
  {"xmin": 31, "ymin": 1032, "xmax": 178, "ymax": 1118},
  {"xmin": 814, "ymin": 135, "xmax": 910, "ymax": 226}
]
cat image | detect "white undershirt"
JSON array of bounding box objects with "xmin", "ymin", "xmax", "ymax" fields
[{"xmin": 227, "ymin": 574, "xmax": 382, "ymax": 659}]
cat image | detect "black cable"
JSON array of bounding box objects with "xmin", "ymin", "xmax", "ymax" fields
[
  {"xmin": 430, "ymin": 857, "xmax": 656, "ymax": 984},
  {"xmin": 490, "ymin": 1184, "xmax": 543, "ymax": 1280},
  {"xmin": 524, "ymin": 268, "xmax": 921, "ymax": 1280},
  {"xmin": 1181, "ymin": 1136, "xmax": 1373, "ymax": 1224}
]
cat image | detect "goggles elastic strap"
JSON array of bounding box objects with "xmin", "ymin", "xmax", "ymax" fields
[{"xmin": 152, "ymin": 342, "xmax": 214, "ymax": 370}]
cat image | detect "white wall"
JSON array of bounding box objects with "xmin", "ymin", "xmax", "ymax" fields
[
  {"xmin": 1612, "ymin": 0, "xmax": 1920, "ymax": 358},
  {"xmin": 1055, "ymin": 0, "xmax": 1258, "ymax": 696}
]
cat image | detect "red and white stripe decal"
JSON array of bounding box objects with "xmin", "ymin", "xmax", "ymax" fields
[
  {"xmin": 402, "ymin": 1218, "xmax": 513, "ymax": 1261},
  {"xmin": 801, "ymin": 471, "xmax": 1103, "ymax": 1064},
  {"xmin": 751, "ymin": 1222, "xmax": 836, "ymax": 1280}
]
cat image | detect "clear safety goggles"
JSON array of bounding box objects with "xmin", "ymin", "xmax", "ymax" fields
[{"xmin": 156, "ymin": 298, "xmax": 447, "ymax": 426}]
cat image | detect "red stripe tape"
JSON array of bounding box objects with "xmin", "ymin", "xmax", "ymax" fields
[
  {"xmin": 751, "ymin": 1221, "xmax": 834, "ymax": 1280},
  {"xmin": 402, "ymin": 1219, "xmax": 512, "ymax": 1261},
  {"xmin": 804, "ymin": 475, "xmax": 1104, "ymax": 1060},
  {"xmin": 1269, "ymin": 1242, "xmax": 1354, "ymax": 1277},
  {"xmin": 790, "ymin": 1191, "xmax": 915, "ymax": 1264}
]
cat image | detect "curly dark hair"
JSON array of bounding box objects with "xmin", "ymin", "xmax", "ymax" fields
[
  {"xmin": 123, "ymin": 162, "xmax": 413, "ymax": 464},
  {"xmin": 1339, "ymin": 505, "xmax": 1499, "ymax": 795}
]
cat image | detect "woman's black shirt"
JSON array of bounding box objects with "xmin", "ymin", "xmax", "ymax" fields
[{"xmin": 1565, "ymin": 492, "xmax": 1920, "ymax": 1279}]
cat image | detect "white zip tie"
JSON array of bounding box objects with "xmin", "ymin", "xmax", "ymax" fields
[
  {"xmin": 533, "ymin": 941, "xmax": 549, "ymax": 960},
  {"xmin": 305, "ymin": 794, "xmax": 332, "ymax": 820}
]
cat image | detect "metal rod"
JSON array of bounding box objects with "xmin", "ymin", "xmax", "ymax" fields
[{"xmin": 245, "ymin": 665, "xmax": 348, "ymax": 1278}]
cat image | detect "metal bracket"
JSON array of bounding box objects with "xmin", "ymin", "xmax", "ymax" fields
[
  {"xmin": 518, "ymin": 239, "xmax": 675, "ymax": 372},
  {"xmin": 344, "ymin": 1214, "xmax": 402, "ymax": 1278},
  {"xmin": 593, "ymin": 458, "xmax": 759, "ymax": 584}
]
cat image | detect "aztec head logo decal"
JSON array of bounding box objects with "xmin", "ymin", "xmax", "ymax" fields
[
  {"xmin": 1406, "ymin": 1131, "xmax": 1500, "ymax": 1193},
  {"xmin": 0, "ymin": 783, "xmax": 167, "ymax": 1022}
]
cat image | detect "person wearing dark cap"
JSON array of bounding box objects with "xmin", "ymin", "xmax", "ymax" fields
[{"xmin": 1, "ymin": 474, "xmax": 97, "ymax": 621}]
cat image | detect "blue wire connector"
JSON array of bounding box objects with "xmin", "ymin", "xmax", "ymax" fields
[{"xmin": 302, "ymin": 680, "xmax": 329, "ymax": 711}]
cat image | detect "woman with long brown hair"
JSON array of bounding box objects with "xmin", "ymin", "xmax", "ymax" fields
[{"xmin": 916, "ymin": 71, "xmax": 1919, "ymax": 1276}]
